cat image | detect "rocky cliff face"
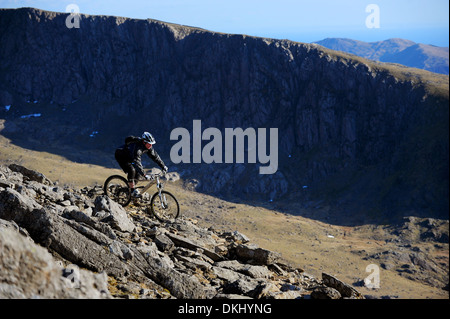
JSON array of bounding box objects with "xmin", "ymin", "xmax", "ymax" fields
[
  {"xmin": 0, "ymin": 8, "xmax": 448, "ymax": 223},
  {"xmin": 0, "ymin": 163, "xmax": 364, "ymax": 299}
]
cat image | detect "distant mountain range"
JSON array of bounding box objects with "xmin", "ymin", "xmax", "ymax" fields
[{"xmin": 314, "ymin": 38, "xmax": 449, "ymax": 75}]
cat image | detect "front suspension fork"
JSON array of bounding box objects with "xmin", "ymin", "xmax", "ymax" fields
[{"xmin": 156, "ymin": 178, "xmax": 167, "ymax": 208}]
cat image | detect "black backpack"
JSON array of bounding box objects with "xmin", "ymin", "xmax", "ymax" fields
[{"xmin": 125, "ymin": 136, "xmax": 140, "ymax": 145}]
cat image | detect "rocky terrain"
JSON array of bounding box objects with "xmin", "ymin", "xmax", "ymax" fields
[
  {"xmin": 0, "ymin": 8, "xmax": 448, "ymax": 225},
  {"xmin": 0, "ymin": 163, "xmax": 366, "ymax": 299}
]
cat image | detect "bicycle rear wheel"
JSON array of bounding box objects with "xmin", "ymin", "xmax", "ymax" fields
[
  {"xmin": 103, "ymin": 175, "xmax": 131, "ymax": 207},
  {"xmin": 149, "ymin": 191, "xmax": 180, "ymax": 222}
]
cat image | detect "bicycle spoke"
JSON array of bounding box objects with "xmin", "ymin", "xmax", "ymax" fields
[
  {"xmin": 105, "ymin": 174, "xmax": 179, "ymax": 221},
  {"xmin": 104, "ymin": 175, "xmax": 131, "ymax": 207},
  {"xmin": 150, "ymin": 191, "xmax": 179, "ymax": 222}
]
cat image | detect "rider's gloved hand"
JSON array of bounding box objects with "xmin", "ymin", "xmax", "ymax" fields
[
  {"xmin": 162, "ymin": 166, "xmax": 168, "ymax": 174},
  {"xmin": 145, "ymin": 174, "xmax": 153, "ymax": 180}
]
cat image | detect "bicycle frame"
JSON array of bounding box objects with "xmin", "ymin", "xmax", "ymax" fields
[
  {"xmin": 137, "ymin": 174, "xmax": 164, "ymax": 197},
  {"xmin": 138, "ymin": 174, "xmax": 169, "ymax": 209},
  {"xmin": 104, "ymin": 171, "xmax": 179, "ymax": 220}
]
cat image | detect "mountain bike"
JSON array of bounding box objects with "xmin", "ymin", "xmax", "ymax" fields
[{"xmin": 103, "ymin": 172, "xmax": 180, "ymax": 222}]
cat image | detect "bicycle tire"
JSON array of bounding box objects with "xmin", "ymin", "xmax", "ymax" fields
[
  {"xmin": 103, "ymin": 175, "xmax": 132, "ymax": 207},
  {"xmin": 149, "ymin": 191, "xmax": 180, "ymax": 222}
]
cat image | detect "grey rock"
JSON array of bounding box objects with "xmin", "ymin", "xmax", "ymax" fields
[
  {"xmin": 109, "ymin": 241, "xmax": 134, "ymax": 261},
  {"xmin": 8, "ymin": 164, "xmax": 52, "ymax": 185},
  {"xmin": 0, "ymin": 165, "xmax": 23, "ymax": 186},
  {"xmin": 223, "ymin": 230, "xmax": 250, "ymax": 243},
  {"xmin": 214, "ymin": 293, "xmax": 253, "ymax": 299},
  {"xmin": 280, "ymin": 283, "xmax": 302, "ymax": 292},
  {"xmin": 63, "ymin": 207, "xmax": 96, "ymax": 226},
  {"xmin": 1, "ymin": 199, "xmax": 129, "ymax": 279},
  {"xmin": 0, "ymin": 178, "xmax": 14, "ymax": 189},
  {"xmin": 234, "ymin": 243, "xmax": 281, "ymax": 265},
  {"xmin": 166, "ymin": 232, "xmax": 223, "ymax": 262},
  {"xmin": 0, "ymin": 227, "xmax": 111, "ymax": 298},
  {"xmin": 222, "ymin": 278, "xmax": 265, "ymax": 298},
  {"xmin": 154, "ymin": 233, "xmax": 175, "ymax": 252},
  {"xmin": 272, "ymin": 290, "xmax": 304, "ymax": 299},
  {"xmin": 62, "ymin": 219, "xmax": 112, "ymax": 246},
  {"xmin": 143, "ymin": 252, "xmax": 216, "ymax": 299},
  {"xmin": 215, "ymin": 260, "xmax": 247, "ymax": 272},
  {"xmin": 214, "ymin": 260, "xmax": 272, "ymax": 279},
  {"xmin": 0, "ymin": 187, "xmax": 43, "ymax": 223},
  {"xmin": 311, "ymin": 286, "xmax": 342, "ymax": 299},
  {"xmin": 242, "ymin": 265, "xmax": 272, "ymax": 279},
  {"xmin": 322, "ymin": 272, "xmax": 364, "ymax": 299},
  {"xmin": 212, "ymin": 266, "xmax": 244, "ymax": 283},
  {"xmin": 94, "ymin": 195, "xmax": 135, "ymax": 232},
  {"xmin": 26, "ymin": 181, "xmax": 64, "ymax": 202},
  {"xmin": 176, "ymin": 255, "xmax": 213, "ymax": 271},
  {"xmin": 0, "ymin": 218, "xmax": 33, "ymax": 242},
  {"xmin": 60, "ymin": 199, "xmax": 72, "ymax": 206}
]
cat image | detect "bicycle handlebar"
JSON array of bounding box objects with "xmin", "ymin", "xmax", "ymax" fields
[{"xmin": 147, "ymin": 171, "xmax": 166, "ymax": 178}]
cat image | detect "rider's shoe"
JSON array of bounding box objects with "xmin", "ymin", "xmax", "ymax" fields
[{"xmin": 131, "ymin": 189, "xmax": 142, "ymax": 198}]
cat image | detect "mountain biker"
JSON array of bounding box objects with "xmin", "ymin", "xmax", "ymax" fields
[{"xmin": 115, "ymin": 132, "xmax": 168, "ymax": 198}]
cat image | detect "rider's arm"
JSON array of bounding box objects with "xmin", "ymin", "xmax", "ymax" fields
[
  {"xmin": 133, "ymin": 157, "xmax": 146, "ymax": 177},
  {"xmin": 147, "ymin": 148, "xmax": 166, "ymax": 170}
]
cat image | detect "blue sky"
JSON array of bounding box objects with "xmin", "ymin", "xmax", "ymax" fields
[{"xmin": 1, "ymin": 0, "xmax": 449, "ymax": 46}]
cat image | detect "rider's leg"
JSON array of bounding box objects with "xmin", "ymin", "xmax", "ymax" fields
[
  {"xmin": 126, "ymin": 165, "xmax": 142, "ymax": 197},
  {"xmin": 126, "ymin": 164, "xmax": 136, "ymax": 189},
  {"xmin": 115, "ymin": 153, "xmax": 141, "ymax": 197},
  {"xmin": 116, "ymin": 152, "xmax": 135, "ymax": 187}
]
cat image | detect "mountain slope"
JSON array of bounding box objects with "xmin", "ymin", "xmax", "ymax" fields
[
  {"xmin": 4, "ymin": 163, "xmax": 358, "ymax": 300},
  {"xmin": 314, "ymin": 38, "xmax": 449, "ymax": 75},
  {"xmin": 385, "ymin": 43, "xmax": 450, "ymax": 75},
  {"xmin": 0, "ymin": 8, "xmax": 448, "ymax": 225},
  {"xmin": 0, "ymin": 146, "xmax": 447, "ymax": 299}
]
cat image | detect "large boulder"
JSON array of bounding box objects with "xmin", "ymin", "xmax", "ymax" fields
[
  {"xmin": 0, "ymin": 226, "xmax": 111, "ymax": 298},
  {"xmin": 94, "ymin": 195, "xmax": 135, "ymax": 232},
  {"xmin": 8, "ymin": 163, "xmax": 53, "ymax": 185},
  {"xmin": 233, "ymin": 243, "xmax": 281, "ymax": 265}
]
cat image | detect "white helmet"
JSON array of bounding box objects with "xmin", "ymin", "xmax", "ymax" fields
[{"xmin": 142, "ymin": 132, "xmax": 156, "ymax": 144}]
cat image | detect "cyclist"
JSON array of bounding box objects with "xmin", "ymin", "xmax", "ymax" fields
[{"xmin": 115, "ymin": 132, "xmax": 168, "ymax": 198}]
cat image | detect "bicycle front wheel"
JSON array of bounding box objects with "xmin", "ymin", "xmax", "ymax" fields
[
  {"xmin": 149, "ymin": 191, "xmax": 180, "ymax": 222},
  {"xmin": 103, "ymin": 175, "xmax": 131, "ymax": 207}
]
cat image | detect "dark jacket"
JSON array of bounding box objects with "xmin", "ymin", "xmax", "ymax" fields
[{"xmin": 116, "ymin": 136, "xmax": 165, "ymax": 176}]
